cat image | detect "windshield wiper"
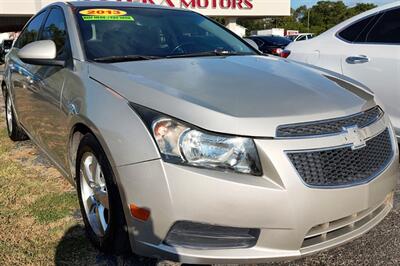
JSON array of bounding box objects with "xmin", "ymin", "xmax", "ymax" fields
[
  {"xmin": 166, "ymin": 50, "xmax": 252, "ymax": 59},
  {"xmin": 93, "ymin": 55, "xmax": 162, "ymax": 63}
]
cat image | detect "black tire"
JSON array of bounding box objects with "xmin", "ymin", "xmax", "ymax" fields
[
  {"xmin": 76, "ymin": 133, "xmax": 130, "ymax": 255},
  {"xmin": 4, "ymin": 91, "xmax": 28, "ymax": 141}
]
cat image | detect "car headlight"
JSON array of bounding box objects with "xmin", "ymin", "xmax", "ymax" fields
[{"xmin": 130, "ymin": 103, "xmax": 262, "ymax": 176}]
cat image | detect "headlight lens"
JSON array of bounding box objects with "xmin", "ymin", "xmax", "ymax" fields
[{"xmin": 131, "ymin": 104, "xmax": 262, "ymax": 176}]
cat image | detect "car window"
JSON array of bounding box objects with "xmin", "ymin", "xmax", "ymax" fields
[
  {"xmin": 40, "ymin": 7, "xmax": 69, "ymax": 59},
  {"xmin": 3, "ymin": 40, "xmax": 13, "ymax": 49},
  {"xmin": 271, "ymin": 36, "xmax": 291, "ymax": 45},
  {"xmin": 366, "ymin": 8, "xmax": 400, "ymax": 44},
  {"xmin": 258, "ymin": 37, "xmax": 273, "ymax": 45},
  {"xmin": 297, "ymin": 35, "xmax": 307, "ymax": 41},
  {"xmin": 337, "ymin": 14, "xmax": 380, "ymax": 43},
  {"xmin": 258, "ymin": 36, "xmax": 291, "ymax": 46},
  {"xmin": 75, "ymin": 7, "xmax": 256, "ymax": 59},
  {"xmin": 251, "ymin": 38, "xmax": 264, "ymax": 47},
  {"xmin": 15, "ymin": 11, "xmax": 47, "ymax": 48}
]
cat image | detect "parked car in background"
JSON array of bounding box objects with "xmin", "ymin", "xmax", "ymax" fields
[
  {"xmin": 251, "ymin": 28, "xmax": 285, "ymax": 36},
  {"xmin": 2, "ymin": 1, "xmax": 398, "ymax": 264},
  {"xmin": 245, "ymin": 35, "xmax": 291, "ymax": 57},
  {"xmin": 286, "ymin": 1, "xmax": 400, "ymax": 140},
  {"xmin": 287, "ymin": 33, "xmax": 314, "ymax": 42},
  {"xmin": 0, "ymin": 39, "xmax": 13, "ymax": 63}
]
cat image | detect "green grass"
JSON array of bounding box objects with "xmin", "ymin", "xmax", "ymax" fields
[
  {"xmin": 29, "ymin": 192, "xmax": 78, "ymax": 223},
  {"xmin": 0, "ymin": 106, "xmax": 120, "ymax": 265},
  {"xmin": 0, "ymin": 121, "xmax": 88, "ymax": 265}
]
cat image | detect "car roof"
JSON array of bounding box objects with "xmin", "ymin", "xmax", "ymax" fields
[{"xmin": 65, "ymin": 1, "xmax": 189, "ymax": 12}]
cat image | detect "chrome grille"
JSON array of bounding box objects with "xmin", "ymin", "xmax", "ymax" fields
[
  {"xmin": 287, "ymin": 129, "xmax": 393, "ymax": 187},
  {"xmin": 277, "ymin": 106, "xmax": 383, "ymax": 138}
]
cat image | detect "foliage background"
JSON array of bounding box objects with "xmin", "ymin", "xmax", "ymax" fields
[{"xmin": 231, "ymin": 1, "xmax": 377, "ymax": 35}]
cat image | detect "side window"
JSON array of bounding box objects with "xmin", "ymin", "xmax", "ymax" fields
[
  {"xmin": 261, "ymin": 39, "xmax": 273, "ymax": 45},
  {"xmin": 15, "ymin": 11, "xmax": 47, "ymax": 48},
  {"xmin": 252, "ymin": 38, "xmax": 264, "ymax": 47},
  {"xmin": 297, "ymin": 35, "xmax": 307, "ymax": 41},
  {"xmin": 337, "ymin": 14, "xmax": 380, "ymax": 43},
  {"xmin": 366, "ymin": 8, "xmax": 400, "ymax": 44},
  {"xmin": 40, "ymin": 8, "xmax": 69, "ymax": 59}
]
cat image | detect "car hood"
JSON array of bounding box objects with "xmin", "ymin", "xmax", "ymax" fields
[{"xmin": 88, "ymin": 55, "xmax": 375, "ymax": 137}]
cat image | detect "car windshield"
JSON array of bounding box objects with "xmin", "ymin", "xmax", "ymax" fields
[
  {"xmin": 75, "ymin": 7, "xmax": 256, "ymax": 61},
  {"xmin": 287, "ymin": 35, "xmax": 297, "ymax": 41}
]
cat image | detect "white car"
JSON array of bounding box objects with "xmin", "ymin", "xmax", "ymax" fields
[
  {"xmin": 286, "ymin": 2, "xmax": 400, "ymax": 140},
  {"xmin": 287, "ymin": 33, "xmax": 314, "ymax": 42}
]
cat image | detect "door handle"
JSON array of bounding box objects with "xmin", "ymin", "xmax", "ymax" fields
[{"xmin": 346, "ymin": 55, "xmax": 370, "ymax": 64}]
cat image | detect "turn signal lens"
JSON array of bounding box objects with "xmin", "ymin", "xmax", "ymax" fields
[
  {"xmin": 280, "ymin": 50, "xmax": 291, "ymax": 58},
  {"xmin": 130, "ymin": 204, "xmax": 151, "ymax": 221}
]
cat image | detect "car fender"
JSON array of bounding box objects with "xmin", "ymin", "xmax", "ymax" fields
[{"xmin": 64, "ymin": 76, "xmax": 161, "ymax": 179}]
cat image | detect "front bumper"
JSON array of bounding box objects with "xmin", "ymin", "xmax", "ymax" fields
[{"xmin": 116, "ymin": 116, "xmax": 399, "ymax": 264}]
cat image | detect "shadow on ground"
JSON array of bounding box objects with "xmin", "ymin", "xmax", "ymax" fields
[{"xmin": 54, "ymin": 225, "xmax": 163, "ymax": 266}]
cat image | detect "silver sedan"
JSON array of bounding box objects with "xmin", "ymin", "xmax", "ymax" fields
[{"xmin": 1, "ymin": 1, "xmax": 398, "ymax": 264}]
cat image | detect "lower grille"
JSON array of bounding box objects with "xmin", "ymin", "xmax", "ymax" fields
[
  {"xmin": 287, "ymin": 128, "xmax": 393, "ymax": 187},
  {"xmin": 164, "ymin": 221, "xmax": 260, "ymax": 249},
  {"xmin": 302, "ymin": 193, "xmax": 393, "ymax": 249}
]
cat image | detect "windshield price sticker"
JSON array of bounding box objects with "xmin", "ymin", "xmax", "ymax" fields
[
  {"xmin": 79, "ymin": 9, "xmax": 127, "ymax": 16},
  {"xmin": 82, "ymin": 16, "xmax": 134, "ymax": 21}
]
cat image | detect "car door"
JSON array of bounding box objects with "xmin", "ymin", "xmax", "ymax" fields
[
  {"xmin": 10, "ymin": 10, "xmax": 48, "ymax": 134},
  {"xmin": 29, "ymin": 6, "xmax": 74, "ymax": 165},
  {"xmin": 340, "ymin": 7, "xmax": 400, "ymax": 133}
]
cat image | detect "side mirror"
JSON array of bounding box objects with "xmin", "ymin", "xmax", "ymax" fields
[
  {"xmin": 243, "ymin": 38, "xmax": 260, "ymax": 51},
  {"xmin": 18, "ymin": 40, "xmax": 65, "ymax": 67}
]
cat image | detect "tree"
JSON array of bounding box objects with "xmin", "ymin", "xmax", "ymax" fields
[
  {"xmin": 237, "ymin": 1, "xmax": 377, "ymax": 36},
  {"xmin": 347, "ymin": 3, "xmax": 377, "ymax": 17},
  {"xmin": 302, "ymin": 1, "xmax": 348, "ymax": 34}
]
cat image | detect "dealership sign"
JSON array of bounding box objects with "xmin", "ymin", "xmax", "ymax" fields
[{"xmin": 111, "ymin": 0, "xmax": 290, "ymax": 16}]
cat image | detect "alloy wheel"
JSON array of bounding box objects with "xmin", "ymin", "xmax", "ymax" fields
[
  {"xmin": 6, "ymin": 96, "xmax": 13, "ymax": 134},
  {"xmin": 80, "ymin": 152, "xmax": 110, "ymax": 237}
]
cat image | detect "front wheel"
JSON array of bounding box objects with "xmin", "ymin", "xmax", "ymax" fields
[
  {"xmin": 4, "ymin": 92, "xmax": 28, "ymax": 141},
  {"xmin": 76, "ymin": 133, "xmax": 130, "ymax": 254}
]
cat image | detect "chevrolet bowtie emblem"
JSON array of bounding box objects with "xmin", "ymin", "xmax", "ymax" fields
[{"xmin": 343, "ymin": 125, "xmax": 367, "ymax": 150}]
